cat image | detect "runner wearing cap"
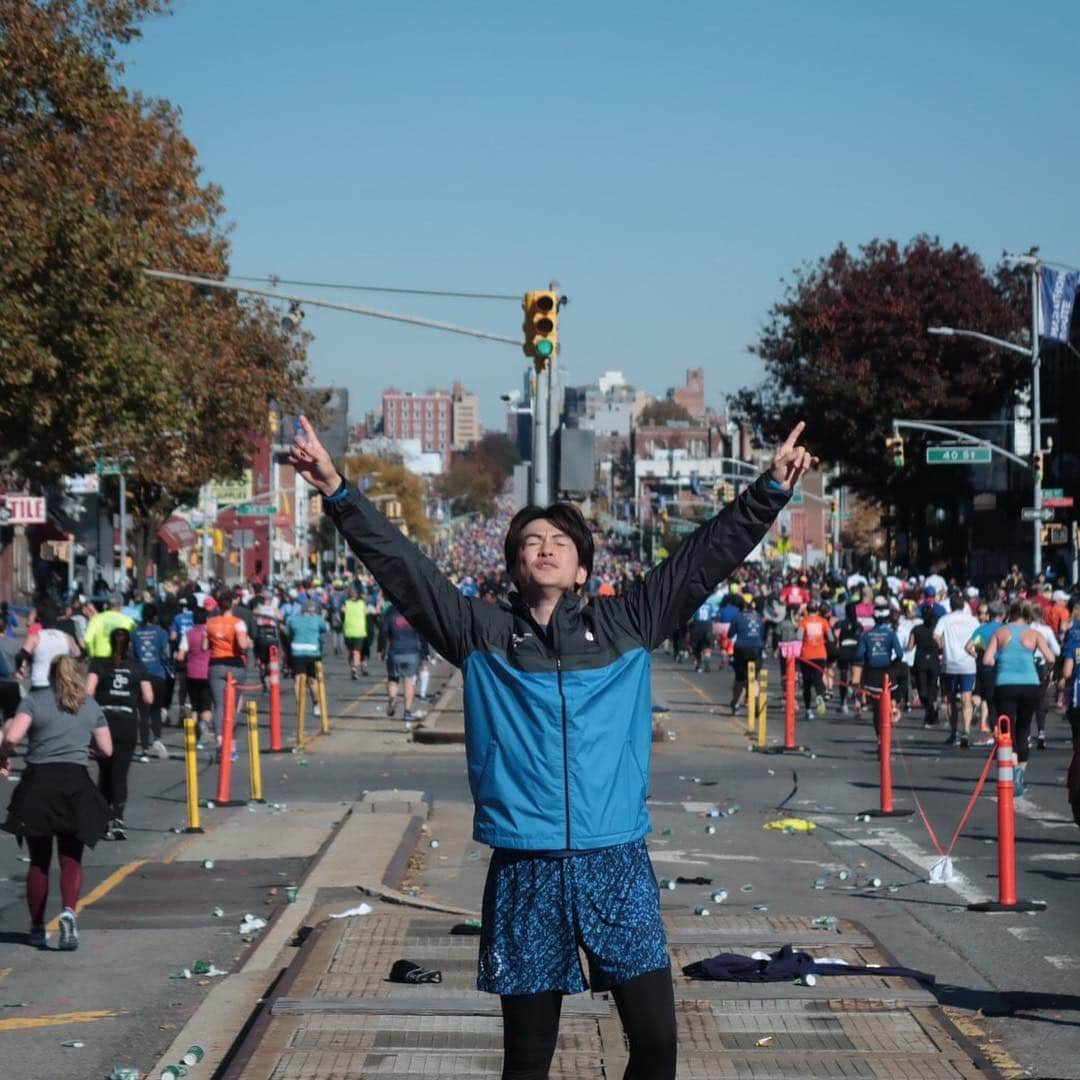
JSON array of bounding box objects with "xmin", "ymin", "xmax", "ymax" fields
[
  {"xmin": 851, "ymin": 601, "xmax": 904, "ymax": 732},
  {"xmin": 935, "ymin": 593, "xmax": 979, "ymax": 749}
]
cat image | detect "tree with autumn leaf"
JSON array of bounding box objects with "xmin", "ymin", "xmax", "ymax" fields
[
  {"xmin": 0, "ymin": 2, "xmax": 309, "ymax": 535},
  {"xmin": 337, "ymin": 454, "xmax": 431, "ymax": 545},
  {"xmin": 734, "ymin": 236, "xmax": 1030, "ymax": 569}
]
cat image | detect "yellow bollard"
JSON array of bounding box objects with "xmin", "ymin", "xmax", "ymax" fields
[
  {"xmin": 757, "ymin": 667, "xmax": 769, "ymax": 748},
  {"xmin": 246, "ymin": 701, "xmax": 265, "ymax": 803},
  {"xmin": 183, "ymin": 716, "xmax": 204, "ymax": 833},
  {"xmin": 315, "ymin": 660, "xmax": 330, "ymax": 735},
  {"xmin": 296, "ymin": 673, "xmax": 307, "ymax": 750},
  {"xmin": 746, "ymin": 661, "xmax": 758, "ymax": 735}
]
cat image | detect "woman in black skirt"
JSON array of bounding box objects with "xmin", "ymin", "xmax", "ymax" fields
[{"xmin": 1, "ymin": 655, "xmax": 112, "ymax": 950}]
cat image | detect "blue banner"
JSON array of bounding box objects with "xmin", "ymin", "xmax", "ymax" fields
[{"xmin": 1039, "ymin": 266, "xmax": 1079, "ymax": 343}]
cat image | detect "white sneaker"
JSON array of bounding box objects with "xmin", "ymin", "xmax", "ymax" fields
[
  {"xmin": 152, "ymin": 739, "xmax": 168, "ymax": 760},
  {"xmin": 313, "ymin": 704, "xmax": 321, "ymax": 718},
  {"xmin": 58, "ymin": 908, "xmax": 78, "ymax": 951}
]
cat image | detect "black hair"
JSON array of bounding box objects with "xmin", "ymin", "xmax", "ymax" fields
[
  {"xmin": 109, "ymin": 627, "xmax": 131, "ymax": 662},
  {"xmin": 194, "ymin": 607, "xmax": 208, "ymax": 625},
  {"xmin": 142, "ymin": 602, "xmax": 158, "ymax": 623},
  {"xmin": 949, "ymin": 592, "xmax": 965, "ymax": 612},
  {"xmin": 504, "ymin": 503, "xmax": 594, "ymax": 589},
  {"xmin": 844, "ymin": 601, "xmax": 858, "ymax": 621}
]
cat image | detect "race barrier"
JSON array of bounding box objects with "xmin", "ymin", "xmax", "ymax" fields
[
  {"xmin": 295, "ymin": 673, "xmax": 308, "ymax": 750},
  {"xmin": 746, "ymin": 661, "xmax": 758, "ymax": 737},
  {"xmin": 267, "ymin": 645, "xmax": 286, "ymax": 753},
  {"xmin": 968, "ymin": 718, "xmax": 1047, "ymax": 913},
  {"xmin": 756, "ymin": 665, "xmax": 768, "ymax": 748},
  {"xmin": 214, "ymin": 672, "xmax": 246, "ymax": 807},
  {"xmin": 860, "ymin": 675, "xmax": 912, "ymax": 818},
  {"xmin": 246, "ymin": 701, "xmax": 265, "ymax": 803},
  {"xmin": 315, "ymin": 660, "xmax": 330, "ymax": 735},
  {"xmin": 182, "ymin": 715, "xmax": 204, "ymax": 833}
]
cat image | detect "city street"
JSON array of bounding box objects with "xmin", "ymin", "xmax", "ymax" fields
[{"xmin": 1, "ymin": 648, "xmax": 1077, "ymax": 1078}]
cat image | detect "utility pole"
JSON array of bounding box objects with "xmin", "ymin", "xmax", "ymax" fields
[
  {"xmin": 831, "ymin": 464, "xmax": 841, "ymax": 575},
  {"xmin": 1029, "ymin": 261, "xmax": 1043, "ymax": 577},
  {"xmin": 117, "ymin": 472, "xmax": 127, "ymax": 592}
]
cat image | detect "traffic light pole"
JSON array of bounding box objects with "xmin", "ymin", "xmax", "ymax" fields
[
  {"xmin": 531, "ymin": 359, "xmax": 550, "ymax": 507},
  {"xmin": 1029, "ymin": 262, "xmax": 1043, "ymax": 576}
]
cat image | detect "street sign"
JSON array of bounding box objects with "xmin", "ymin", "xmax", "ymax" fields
[
  {"xmin": 1041, "ymin": 488, "xmax": 1064, "ymax": 500},
  {"xmin": 65, "ymin": 474, "xmax": 100, "ymax": 495},
  {"xmin": 788, "ymin": 489, "xmax": 804, "ymax": 506},
  {"xmin": 926, "ymin": 445, "xmax": 993, "ymax": 465},
  {"xmin": 234, "ymin": 503, "xmax": 274, "ymax": 517},
  {"xmin": 0, "ymin": 495, "xmax": 46, "ymax": 525},
  {"xmin": 1021, "ymin": 507, "xmax": 1054, "ymax": 522},
  {"xmin": 1045, "ymin": 496, "xmax": 1074, "ymax": 509}
]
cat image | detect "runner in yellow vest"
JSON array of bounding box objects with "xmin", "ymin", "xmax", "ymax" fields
[
  {"xmin": 343, "ymin": 587, "xmax": 369, "ymax": 679},
  {"xmin": 83, "ymin": 595, "xmax": 136, "ymax": 659}
]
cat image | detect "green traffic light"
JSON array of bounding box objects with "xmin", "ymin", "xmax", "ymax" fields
[{"xmin": 535, "ymin": 339, "xmax": 554, "ymax": 358}]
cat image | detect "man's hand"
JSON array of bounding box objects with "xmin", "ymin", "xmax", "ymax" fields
[
  {"xmin": 770, "ymin": 421, "xmax": 819, "ymax": 490},
  {"xmin": 289, "ymin": 416, "xmax": 342, "ymax": 496}
]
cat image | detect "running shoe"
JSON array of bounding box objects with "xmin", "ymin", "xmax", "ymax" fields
[
  {"xmin": 387, "ymin": 699, "xmax": 397, "ymax": 718},
  {"xmin": 58, "ymin": 909, "xmax": 78, "ymax": 951},
  {"xmin": 109, "ymin": 818, "xmax": 127, "ymax": 841},
  {"xmin": 313, "ymin": 704, "xmax": 321, "ymax": 718},
  {"xmin": 152, "ymin": 739, "xmax": 168, "ymax": 760},
  {"xmin": 29, "ymin": 926, "xmax": 47, "ymax": 949},
  {"xmin": 944, "ymin": 732, "xmax": 957, "ymax": 745},
  {"xmin": 1013, "ymin": 769, "xmax": 1026, "ymax": 797},
  {"xmin": 959, "ymin": 733, "xmax": 970, "ymax": 749},
  {"xmin": 814, "ymin": 696, "xmax": 826, "ymax": 717},
  {"xmin": 350, "ymin": 668, "xmax": 358, "ymax": 680},
  {"xmin": 1037, "ymin": 733, "xmax": 1046, "ymax": 750}
]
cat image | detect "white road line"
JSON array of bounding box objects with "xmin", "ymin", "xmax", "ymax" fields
[
  {"xmin": 1044, "ymin": 955, "xmax": 1080, "ymax": 970},
  {"xmin": 1012, "ymin": 794, "xmax": 1075, "ymax": 829},
  {"xmin": 1028, "ymin": 852, "xmax": 1080, "ymax": 861},
  {"xmin": 868, "ymin": 827, "xmax": 987, "ymax": 905},
  {"xmin": 1007, "ymin": 927, "xmax": 1041, "ymax": 941}
]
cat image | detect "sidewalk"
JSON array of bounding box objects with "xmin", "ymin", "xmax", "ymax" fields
[{"xmin": 211, "ymin": 794, "xmax": 997, "ymax": 1080}]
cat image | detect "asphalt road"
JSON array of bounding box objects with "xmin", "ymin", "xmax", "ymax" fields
[{"xmin": 1, "ymin": 647, "xmax": 1077, "ymax": 1079}]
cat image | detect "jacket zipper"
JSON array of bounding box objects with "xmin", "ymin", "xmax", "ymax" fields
[{"xmin": 556, "ymin": 655, "xmax": 571, "ymax": 849}]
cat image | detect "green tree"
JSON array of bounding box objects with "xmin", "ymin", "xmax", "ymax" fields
[
  {"xmin": 338, "ymin": 454, "xmax": 431, "ymax": 544},
  {"xmin": 435, "ymin": 459, "xmax": 500, "ymax": 518},
  {"xmin": 637, "ymin": 400, "xmax": 692, "ymax": 426},
  {"xmin": 0, "ymin": 0, "xmax": 308, "ymax": 511}
]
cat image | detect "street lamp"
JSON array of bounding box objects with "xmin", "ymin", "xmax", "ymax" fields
[{"xmin": 927, "ymin": 257, "xmax": 1043, "ymax": 576}]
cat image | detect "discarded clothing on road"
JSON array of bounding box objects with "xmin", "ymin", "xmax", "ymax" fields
[
  {"xmin": 682, "ymin": 944, "xmax": 935, "ymax": 984},
  {"xmin": 388, "ymin": 960, "xmax": 442, "ymax": 984},
  {"xmin": 676, "ymin": 875, "xmax": 713, "ymax": 885}
]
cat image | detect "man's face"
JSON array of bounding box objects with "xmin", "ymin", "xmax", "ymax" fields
[{"xmin": 514, "ymin": 519, "xmax": 587, "ymax": 594}]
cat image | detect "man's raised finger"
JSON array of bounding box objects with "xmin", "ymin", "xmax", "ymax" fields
[{"xmin": 781, "ymin": 420, "xmax": 806, "ymax": 453}]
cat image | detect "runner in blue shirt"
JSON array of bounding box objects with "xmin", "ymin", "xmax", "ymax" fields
[
  {"xmin": 286, "ymin": 601, "xmax": 328, "ymax": 718},
  {"xmin": 1059, "ymin": 601, "xmax": 1080, "ymax": 750},
  {"xmin": 132, "ymin": 604, "xmax": 172, "ymax": 759},
  {"xmin": 728, "ymin": 597, "xmax": 766, "ymax": 714}
]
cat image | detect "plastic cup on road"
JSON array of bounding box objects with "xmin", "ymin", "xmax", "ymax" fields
[
  {"xmin": 798, "ymin": 973, "xmax": 818, "ymax": 987},
  {"xmin": 182, "ymin": 1046, "xmax": 205, "ymax": 1066},
  {"xmin": 694, "ymin": 906, "xmax": 710, "ymax": 916},
  {"xmin": 705, "ymin": 825, "xmax": 716, "ymax": 835},
  {"xmin": 284, "ymin": 885, "xmax": 298, "ymax": 903},
  {"xmin": 710, "ymin": 890, "xmax": 728, "ymax": 903},
  {"xmin": 160, "ymin": 1067, "xmax": 188, "ymax": 1080},
  {"xmin": 202, "ymin": 859, "xmax": 215, "ymax": 870},
  {"xmin": 659, "ymin": 878, "xmax": 677, "ymax": 891}
]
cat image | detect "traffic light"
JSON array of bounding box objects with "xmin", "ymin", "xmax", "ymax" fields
[
  {"xmin": 885, "ymin": 434, "xmax": 905, "ymax": 468},
  {"xmin": 1033, "ymin": 450, "xmax": 1044, "ymax": 486},
  {"xmin": 830, "ymin": 495, "xmax": 839, "ymax": 516},
  {"xmin": 522, "ymin": 290, "xmax": 558, "ymax": 367},
  {"xmin": 722, "ymin": 482, "xmax": 735, "ymax": 503}
]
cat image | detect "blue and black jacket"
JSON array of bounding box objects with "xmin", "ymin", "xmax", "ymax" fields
[{"xmin": 326, "ymin": 474, "xmax": 788, "ymax": 852}]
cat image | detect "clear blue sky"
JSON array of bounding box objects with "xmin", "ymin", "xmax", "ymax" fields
[{"xmin": 123, "ymin": 1, "xmax": 1080, "ymax": 429}]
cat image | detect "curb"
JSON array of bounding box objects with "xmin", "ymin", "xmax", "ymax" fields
[{"xmin": 411, "ymin": 668, "xmax": 465, "ymax": 744}]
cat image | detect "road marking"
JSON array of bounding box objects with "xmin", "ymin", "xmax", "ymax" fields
[
  {"xmin": 0, "ymin": 967, "xmax": 11, "ymax": 982},
  {"xmin": 1006, "ymin": 927, "xmax": 1040, "ymax": 940},
  {"xmin": 944, "ymin": 1008, "xmax": 1027, "ymax": 1080},
  {"xmin": 46, "ymin": 859, "xmax": 147, "ymax": 932},
  {"xmin": 1012, "ymin": 794, "xmax": 1074, "ymax": 829},
  {"xmin": 0, "ymin": 1008, "xmax": 118, "ymax": 1032},
  {"xmin": 1044, "ymin": 955, "xmax": 1080, "ymax": 970},
  {"xmin": 1029, "ymin": 851, "xmax": 1080, "ymax": 861},
  {"xmin": 867, "ymin": 827, "xmax": 986, "ymax": 904}
]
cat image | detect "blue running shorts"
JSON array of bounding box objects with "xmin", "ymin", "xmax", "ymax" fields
[{"xmin": 477, "ymin": 839, "xmax": 669, "ymax": 995}]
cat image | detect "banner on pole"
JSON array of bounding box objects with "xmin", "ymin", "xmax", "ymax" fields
[{"xmin": 1038, "ymin": 266, "xmax": 1079, "ymax": 344}]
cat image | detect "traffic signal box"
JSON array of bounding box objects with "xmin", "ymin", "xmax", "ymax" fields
[{"xmin": 522, "ymin": 291, "xmax": 558, "ymax": 369}]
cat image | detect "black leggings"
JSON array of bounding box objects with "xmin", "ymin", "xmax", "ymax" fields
[
  {"xmin": 500, "ymin": 965, "xmax": 676, "ymax": 1080},
  {"xmin": 98, "ymin": 741, "xmax": 135, "ymax": 819},
  {"xmin": 800, "ymin": 660, "xmax": 825, "ymax": 710},
  {"xmin": 995, "ymin": 683, "xmax": 1040, "ymax": 764}
]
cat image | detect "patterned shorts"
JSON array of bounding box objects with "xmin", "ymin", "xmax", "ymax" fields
[{"xmin": 477, "ymin": 839, "xmax": 669, "ymax": 995}]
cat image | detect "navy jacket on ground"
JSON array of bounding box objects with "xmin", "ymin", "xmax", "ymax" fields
[{"xmin": 327, "ymin": 474, "xmax": 788, "ymax": 851}]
